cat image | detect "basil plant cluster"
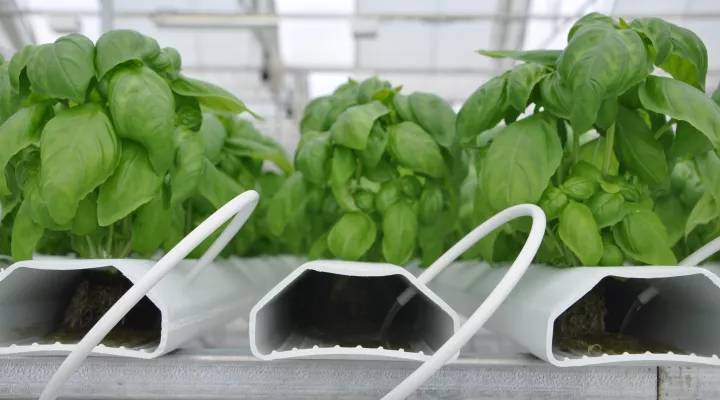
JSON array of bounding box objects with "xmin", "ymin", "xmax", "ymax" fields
[
  {"xmin": 459, "ymin": 13, "xmax": 720, "ymax": 267},
  {"xmin": 0, "ymin": 30, "xmax": 291, "ymax": 261},
  {"xmin": 266, "ymin": 77, "xmax": 469, "ymax": 266}
]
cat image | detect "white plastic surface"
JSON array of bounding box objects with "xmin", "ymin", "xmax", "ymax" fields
[
  {"xmin": 249, "ymin": 259, "xmax": 461, "ymax": 362},
  {"xmin": 0, "ymin": 257, "xmax": 248, "ymax": 358},
  {"xmin": 424, "ymin": 262, "xmax": 720, "ymax": 367}
]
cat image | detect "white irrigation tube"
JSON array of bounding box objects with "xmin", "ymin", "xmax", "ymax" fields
[
  {"xmin": 680, "ymin": 236, "xmax": 720, "ymax": 267},
  {"xmin": 38, "ymin": 190, "xmax": 260, "ymax": 400},
  {"xmin": 382, "ymin": 204, "xmax": 546, "ymax": 400}
]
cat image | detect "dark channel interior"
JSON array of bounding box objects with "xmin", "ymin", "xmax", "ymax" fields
[
  {"xmin": 254, "ymin": 270, "xmax": 454, "ymax": 355},
  {"xmin": 553, "ymin": 275, "xmax": 720, "ymax": 358},
  {"xmin": 46, "ymin": 269, "xmax": 161, "ymax": 348}
]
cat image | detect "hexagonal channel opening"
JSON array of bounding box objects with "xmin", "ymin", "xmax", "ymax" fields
[
  {"xmin": 0, "ymin": 267, "xmax": 161, "ymax": 350},
  {"xmin": 254, "ymin": 270, "xmax": 455, "ymax": 355},
  {"xmin": 552, "ymin": 274, "xmax": 720, "ymax": 359}
]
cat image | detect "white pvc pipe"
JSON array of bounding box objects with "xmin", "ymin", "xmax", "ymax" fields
[
  {"xmin": 38, "ymin": 190, "xmax": 260, "ymax": 400},
  {"xmin": 382, "ymin": 204, "xmax": 546, "ymax": 400}
]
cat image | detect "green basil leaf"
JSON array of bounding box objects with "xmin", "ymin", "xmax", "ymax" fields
[
  {"xmin": 26, "ymin": 174, "xmax": 71, "ymax": 231},
  {"xmin": 471, "ymin": 185, "xmax": 500, "ymax": 262},
  {"xmin": 163, "ymin": 46, "xmax": 182, "ymax": 74},
  {"xmin": 171, "ymin": 76, "xmax": 258, "ymax": 117},
  {"xmin": 638, "ymin": 76, "xmax": 720, "ymax": 149},
  {"xmin": 587, "ymin": 192, "xmax": 626, "ymax": 229},
  {"xmin": 558, "ymin": 201, "xmax": 603, "ymax": 265},
  {"xmin": 0, "ymin": 103, "xmax": 52, "ymax": 196},
  {"xmin": 685, "ymin": 192, "xmax": 717, "ymax": 238},
  {"xmin": 539, "ymin": 71, "xmax": 573, "ymax": 120},
  {"xmin": 653, "ymin": 195, "xmax": 687, "ymax": 247},
  {"xmin": 658, "ymin": 23, "xmax": 708, "ymax": 90},
  {"xmin": 614, "ymin": 210, "xmax": 677, "ymax": 265},
  {"xmin": 198, "ymin": 158, "xmax": 245, "ymax": 209},
  {"xmin": 614, "ymin": 106, "xmax": 669, "ymax": 187},
  {"xmin": 567, "ymin": 12, "xmax": 615, "ymax": 41},
  {"xmin": 382, "ymin": 201, "xmax": 418, "ymax": 265},
  {"xmin": 131, "ymin": 196, "xmax": 172, "ymax": 256},
  {"xmin": 671, "ymin": 159, "xmax": 704, "ymax": 207},
  {"xmin": 308, "ymin": 231, "xmax": 330, "ymax": 260},
  {"xmin": 595, "ymin": 97, "xmax": 618, "ymax": 130},
  {"xmin": 358, "ymin": 177, "xmax": 381, "ymax": 194},
  {"xmin": 670, "ymin": 121, "xmax": 713, "ymax": 159},
  {"xmin": 538, "ymin": 187, "xmax": 568, "ymax": 221},
  {"xmin": 558, "ymin": 24, "xmax": 651, "ymax": 132},
  {"xmin": 457, "ymin": 75, "xmax": 507, "ymax": 144},
  {"xmin": 418, "ymin": 223, "xmax": 446, "ymax": 267},
  {"xmin": 295, "ymin": 132, "xmax": 331, "ymax": 185},
  {"xmin": 579, "ymin": 137, "xmax": 619, "ymax": 175},
  {"xmin": 419, "ymin": 182, "xmax": 444, "ymax": 224},
  {"xmin": 561, "ymin": 176, "xmax": 596, "ymax": 201},
  {"xmin": 329, "ymin": 146, "xmax": 356, "ymax": 187},
  {"xmin": 330, "ymin": 100, "xmax": 388, "ymax": 150},
  {"xmin": 504, "ymin": 107, "xmax": 521, "ymax": 125},
  {"xmin": 97, "ymin": 141, "xmax": 162, "ymax": 226},
  {"xmin": 393, "ymin": 93, "xmax": 416, "ymax": 123},
  {"xmin": 477, "ymin": 49, "xmax": 562, "ymax": 65},
  {"xmin": 507, "ymin": 63, "xmax": 549, "ymax": 111},
  {"xmin": 266, "ymin": 172, "xmax": 308, "ymax": 236},
  {"xmin": 358, "ymin": 123, "xmax": 388, "ymax": 169},
  {"xmin": 570, "ymin": 161, "xmax": 603, "ymax": 183},
  {"xmin": 598, "ymin": 243, "xmax": 624, "ymax": 266},
  {"xmin": 0, "ymin": 65, "xmax": 25, "ymax": 125},
  {"xmin": 71, "ymin": 192, "xmax": 98, "ymax": 236},
  {"xmin": 8, "ymin": 44, "xmax": 35, "ymax": 94},
  {"xmin": 224, "ymin": 136, "xmax": 293, "ymax": 174},
  {"xmin": 365, "ymin": 159, "xmax": 399, "ymax": 183},
  {"xmin": 629, "ymin": 18, "xmax": 672, "ymax": 65},
  {"xmin": 713, "ymin": 84, "xmax": 720, "ymax": 106},
  {"xmin": 321, "ymin": 96, "xmax": 357, "ymax": 130},
  {"xmin": 327, "ymin": 212, "xmax": 377, "ymax": 260},
  {"xmin": 174, "ymin": 94, "xmax": 202, "ymax": 132},
  {"xmin": 408, "ymin": 92, "xmax": 456, "ymax": 148},
  {"xmin": 357, "ymin": 77, "xmax": 391, "ymax": 104},
  {"xmin": 331, "ymin": 185, "xmax": 358, "ymax": 212},
  {"xmin": 1, "ymin": 193, "xmax": 20, "ymax": 221},
  {"xmin": 223, "ymin": 115, "xmax": 262, "ymax": 140},
  {"xmin": 696, "ymin": 151, "xmax": 720, "ymax": 206},
  {"xmin": 301, "ymin": 96, "xmax": 332, "ymax": 134},
  {"xmin": 333, "ymin": 79, "xmax": 359, "ymax": 98},
  {"xmin": 109, "ymin": 66, "xmax": 175, "ymax": 175},
  {"xmin": 375, "ymin": 181, "xmax": 402, "ymax": 214},
  {"xmin": 11, "ymin": 201, "xmax": 44, "ymax": 261},
  {"xmin": 388, "ymin": 122, "xmax": 445, "ymax": 178},
  {"xmin": 197, "ymin": 113, "xmax": 227, "ymax": 164},
  {"xmin": 95, "ymin": 29, "xmax": 162, "ymax": 80},
  {"xmin": 161, "ymin": 205, "xmax": 185, "ymax": 253},
  {"xmin": 170, "ymin": 127, "xmax": 205, "ymax": 205},
  {"xmin": 479, "ymin": 113, "xmax": 562, "ymax": 210},
  {"xmin": 27, "ymin": 34, "xmax": 94, "ymax": 103},
  {"xmin": 399, "ymin": 175, "xmax": 422, "ymax": 199},
  {"xmin": 40, "ymin": 104, "xmax": 121, "ymax": 225},
  {"xmin": 618, "ymin": 83, "xmax": 643, "ymax": 109},
  {"xmin": 353, "ymin": 190, "xmax": 375, "ymax": 213}
]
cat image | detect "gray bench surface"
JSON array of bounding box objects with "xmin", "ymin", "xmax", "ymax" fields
[{"xmin": 0, "ymin": 321, "xmax": 711, "ymax": 399}]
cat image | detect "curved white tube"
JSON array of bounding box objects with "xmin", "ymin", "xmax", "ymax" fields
[
  {"xmin": 680, "ymin": 236, "xmax": 720, "ymax": 267},
  {"xmin": 39, "ymin": 190, "xmax": 260, "ymax": 400},
  {"xmin": 382, "ymin": 204, "xmax": 546, "ymax": 400}
]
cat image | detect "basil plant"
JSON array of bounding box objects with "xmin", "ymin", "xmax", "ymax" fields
[
  {"xmin": 0, "ymin": 30, "xmax": 290, "ymax": 261},
  {"xmin": 459, "ymin": 13, "xmax": 720, "ymax": 267},
  {"xmin": 267, "ymin": 77, "xmax": 468, "ymax": 266}
]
